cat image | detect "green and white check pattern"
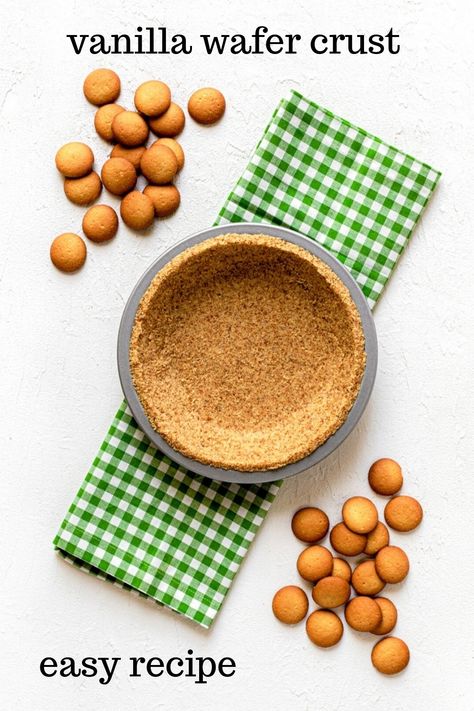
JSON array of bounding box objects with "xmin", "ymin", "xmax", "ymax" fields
[
  {"xmin": 218, "ymin": 91, "xmax": 440, "ymax": 307},
  {"xmin": 54, "ymin": 91, "xmax": 440, "ymax": 627},
  {"xmin": 55, "ymin": 403, "xmax": 278, "ymax": 627}
]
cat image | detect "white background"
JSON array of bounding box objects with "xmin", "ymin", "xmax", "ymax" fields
[{"xmin": 1, "ymin": 1, "xmax": 473, "ymax": 709}]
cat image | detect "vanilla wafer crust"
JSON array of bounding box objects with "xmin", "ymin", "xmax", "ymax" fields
[{"xmin": 130, "ymin": 233, "xmax": 366, "ymax": 471}]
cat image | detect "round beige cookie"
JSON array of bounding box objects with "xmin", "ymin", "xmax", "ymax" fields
[
  {"xmin": 345, "ymin": 596, "xmax": 382, "ymax": 632},
  {"xmin": 140, "ymin": 144, "xmax": 178, "ymax": 184},
  {"xmin": 306, "ymin": 610, "xmax": 343, "ymax": 648},
  {"xmin": 152, "ymin": 138, "xmax": 185, "ymax": 171},
  {"xmin": 352, "ymin": 559, "xmax": 386, "ymax": 596},
  {"xmin": 188, "ymin": 87, "xmax": 226, "ymax": 124},
  {"xmin": 83, "ymin": 68, "xmax": 121, "ymax": 106},
  {"xmin": 342, "ymin": 496, "xmax": 378, "ymax": 534},
  {"xmin": 149, "ymin": 102, "xmax": 185, "ymax": 137},
  {"xmin": 364, "ymin": 521, "xmax": 390, "ymax": 556},
  {"xmin": 384, "ymin": 495, "xmax": 423, "ymax": 532},
  {"xmin": 134, "ymin": 80, "xmax": 171, "ymax": 117},
  {"xmin": 55, "ymin": 142, "xmax": 94, "ymax": 178},
  {"xmin": 64, "ymin": 171, "xmax": 102, "ymax": 206},
  {"xmin": 296, "ymin": 545, "xmax": 333, "ymax": 583},
  {"xmin": 272, "ymin": 585, "xmax": 308, "ymax": 624},
  {"xmin": 82, "ymin": 204, "xmax": 118, "ymax": 243},
  {"xmin": 112, "ymin": 111, "xmax": 149, "ymax": 147},
  {"xmin": 101, "ymin": 157, "xmax": 137, "ymax": 196},
  {"xmin": 371, "ymin": 637, "xmax": 410, "ymax": 675},
  {"xmin": 143, "ymin": 185, "xmax": 181, "ymax": 217},
  {"xmin": 372, "ymin": 597, "xmax": 398, "ymax": 635},
  {"xmin": 375, "ymin": 545, "xmax": 409, "ymax": 584},
  {"xmin": 291, "ymin": 507, "xmax": 329, "ymax": 544},
  {"xmin": 332, "ymin": 557, "xmax": 352, "ymax": 583},
  {"xmin": 94, "ymin": 103, "xmax": 125, "ymax": 141},
  {"xmin": 110, "ymin": 144, "xmax": 146, "ymax": 172},
  {"xmin": 312, "ymin": 576, "xmax": 350, "ymax": 609},
  {"xmin": 368, "ymin": 458, "xmax": 403, "ymax": 495},
  {"xmin": 50, "ymin": 233, "xmax": 86, "ymax": 273},
  {"xmin": 120, "ymin": 191, "xmax": 155, "ymax": 231},
  {"xmin": 330, "ymin": 522, "xmax": 367, "ymax": 556}
]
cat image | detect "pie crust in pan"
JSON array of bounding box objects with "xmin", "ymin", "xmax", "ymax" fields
[{"xmin": 130, "ymin": 233, "xmax": 366, "ymax": 471}]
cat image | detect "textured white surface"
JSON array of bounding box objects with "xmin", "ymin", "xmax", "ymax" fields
[{"xmin": 1, "ymin": 0, "xmax": 473, "ymax": 709}]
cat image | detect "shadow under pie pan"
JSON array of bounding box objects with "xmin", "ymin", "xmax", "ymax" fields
[{"xmin": 117, "ymin": 222, "xmax": 377, "ymax": 485}]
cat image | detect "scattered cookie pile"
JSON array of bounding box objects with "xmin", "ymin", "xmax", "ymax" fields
[
  {"xmin": 272, "ymin": 458, "xmax": 423, "ymax": 675},
  {"xmin": 51, "ymin": 68, "xmax": 226, "ymax": 273}
]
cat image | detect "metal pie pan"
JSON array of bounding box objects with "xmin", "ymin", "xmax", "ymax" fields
[{"xmin": 117, "ymin": 222, "xmax": 377, "ymax": 485}]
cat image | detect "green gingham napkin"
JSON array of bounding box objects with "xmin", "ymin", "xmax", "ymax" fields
[{"xmin": 54, "ymin": 91, "xmax": 440, "ymax": 628}]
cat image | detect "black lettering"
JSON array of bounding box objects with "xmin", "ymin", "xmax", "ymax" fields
[
  {"xmin": 252, "ymin": 25, "xmax": 268, "ymax": 54},
  {"xmin": 98, "ymin": 657, "xmax": 120, "ymax": 685},
  {"xmin": 40, "ymin": 658, "xmax": 57, "ymax": 677},
  {"xmin": 387, "ymin": 28, "xmax": 400, "ymax": 54},
  {"xmin": 201, "ymin": 34, "xmax": 228, "ymax": 55},
  {"xmin": 67, "ymin": 34, "xmax": 88, "ymax": 55},
  {"xmin": 112, "ymin": 34, "xmax": 131, "ymax": 54},
  {"xmin": 230, "ymin": 34, "xmax": 251, "ymax": 54},
  {"xmin": 59, "ymin": 657, "xmax": 81, "ymax": 679},
  {"xmin": 81, "ymin": 657, "xmax": 97, "ymax": 678},
  {"xmin": 368, "ymin": 34, "xmax": 385, "ymax": 54},
  {"xmin": 286, "ymin": 34, "xmax": 301, "ymax": 54},
  {"xmin": 218, "ymin": 657, "xmax": 236, "ymax": 677},
  {"xmin": 157, "ymin": 26, "xmax": 169, "ymax": 53},
  {"xmin": 90, "ymin": 34, "xmax": 109, "ymax": 55},
  {"xmin": 146, "ymin": 27, "xmax": 155, "ymax": 54},
  {"xmin": 166, "ymin": 657, "xmax": 184, "ymax": 677},
  {"xmin": 347, "ymin": 34, "xmax": 366, "ymax": 54},
  {"xmin": 146, "ymin": 657, "xmax": 164, "ymax": 677},
  {"xmin": 185, "ymin": 649, "xmax": 196, "ymax": 677},
  {"xmin": 267, "ymin": 35, "xmax": 283, "ymax": 54},
  {"xmin": 195, "ymin": 657, "xmax": 216, "ymax": 685},
  {"xmin": 171, "ymin": 34, "xmax": 192, "ymax": 55},
  {"xmin": 331, "ymin": 34, "xmax": 346, "ymax": 54},
  {"xmin": 135, "ymin": 27, "xmax": 143, "ymax": 54},
  {"xmin": 311, "ymin": 34, "xmax": 328, "ymax": 54},
  {"xmin": 129, "ymin": 657, "xmax": 145, "ymax": 677}
]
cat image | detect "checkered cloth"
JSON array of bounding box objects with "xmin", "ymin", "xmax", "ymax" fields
[{"xmin": 54, "ymin": 91, "xmax": 440, "ymax": 627}]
